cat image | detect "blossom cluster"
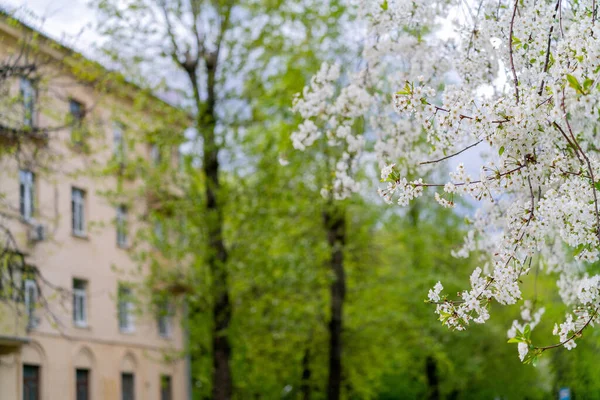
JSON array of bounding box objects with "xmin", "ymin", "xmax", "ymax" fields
[
  {"xmin": 291, "ymin": 63, "xmax": 371, "ymax": 199},
  {"xmin": 293, "ymin": 0, "xmax": 600, "ymax": 360}
]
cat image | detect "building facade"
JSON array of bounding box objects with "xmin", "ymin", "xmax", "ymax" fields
[{"xmin": 0, "ymin": 14, "xmax": 188, "ymax": 400}]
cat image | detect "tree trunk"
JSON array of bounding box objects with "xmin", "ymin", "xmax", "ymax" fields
[
  {"xmin": 323, "ymin": 207, "xmax": 346, "ymax": 400},
  {"xmin": 185, "ymin": 58, "xmax": 232, "ymax": 399},
  {"xmin": 425, "ymin": 356, "xmax": 440, "ymax": 400},
  {"xmin": 300, "ymin": 347, "xmax": 311, "ymax": 400},
  {"xmin": 204, "ymin": 66, "xmax": 233, "ymax": 400}
]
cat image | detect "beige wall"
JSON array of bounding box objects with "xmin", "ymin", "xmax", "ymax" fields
[{"xmin": 0, "ymin": 17, "xmax": 187, "ymax": 400}]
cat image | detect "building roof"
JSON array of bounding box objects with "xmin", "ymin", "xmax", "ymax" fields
[{"xmin": 0, "ymin": 6, "xmax": 188, "ymax": 118}]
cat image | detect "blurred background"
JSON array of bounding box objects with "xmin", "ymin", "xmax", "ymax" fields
[{"xmin": 0, "ymin": 1, "xmax": 598, "ymax": 399}]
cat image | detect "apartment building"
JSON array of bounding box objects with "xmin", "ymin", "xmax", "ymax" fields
[{"xmin": 0, "ymin": 13, "xmax": 188, "ymax": 400}]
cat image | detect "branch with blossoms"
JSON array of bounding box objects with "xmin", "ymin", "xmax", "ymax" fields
[
  {"xmin": 508, "ymin": 307, "xmax": 599, "ymax": 365},
  {"xmin": 293, "ymin": 0, "xmax": 600, "ymax": 364},
  {"xmin": 382, "ymin": 1, "xmax": 600, "ymax": 362}
]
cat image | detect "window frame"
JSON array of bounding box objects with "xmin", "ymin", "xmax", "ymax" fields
[
  {"xmin": 121, "ymin": 372, "xmax": 135, "ymax": 400},
  {"xmin": 69, "ymin": 98, "xmax": 86, "ymax": 145},
  {"xmin": 76, "ymin": 368, "xmax": 90, "ymax": 400},
  {"xmin": 157, "ymin": 302, "xmax": 172, "ymax": 339},
  {"xmin": 150, "ymin": 144, "xmax": 161, "ymax": 166},
  {"xmin": 71, "ymin": 188, "xmax": 86, "ymax": 237},
  {"xmin": 23, "ymin": 364, "xmax": 41, "ymax": 400},
  {"xmin": 118, "ymin": 285, "xmax": 135, "ymax": 333},
  {"xmin": 73, "ymin": 279, "xmax": 88, "ymax": 327},
  {"xmin": 20, "ymin": 77, "xmax": 36, "ymax": 128},
  {"xmin": 19, "ymin": 169, "xmax": 35, "ymax": 221},
  {"xmin": 24, "ymin": 279, "xmax": 38, "ymax": 329},
  {"xmin": 113, "ymin": 122, "xmax": 126, "ymax": 163},
  {"xmin": 153, "ymin": 220, "xmax": 163, "ymax": 244},
  {"xmin": 175, "ymin": 146, "xmax": 183, "ymax": 171},
  {"xmin": 160, "ymin": 375, "xmax": 172, "ymax": 400},
  {"xmin": 116, "ymin": 205, "xmax": 128, "ymax": 248}
]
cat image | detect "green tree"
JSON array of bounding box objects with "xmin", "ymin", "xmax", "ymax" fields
[
  {"xmin": 93, "ymin": 1, "xmax": 347, "ymax": 398},
  {"xmin": 373, "ymin": 205, "xmax": 552, "ymax": 399}
]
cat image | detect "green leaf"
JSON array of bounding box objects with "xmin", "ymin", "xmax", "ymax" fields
[
  {"xmin": 566, "ymin": 74, "xmax": 579, "ymax": 89},
  {"xmin": 522, "ymin": 348, "xmax": 543, "ymax": 366},
  {"xmin": 380, "ymin": 0, "xmax": 388, "ymax": 10},
  {"xmin": 396, "ymin": 81, "xmax": 412, "ymax": 96},
  {"xmin": 567, "ymin": 74, "xmax": 584, "ymax": 94},
  {"xmin": 499, "ymin": 146, "xmax": 505, "ymax": 156}
]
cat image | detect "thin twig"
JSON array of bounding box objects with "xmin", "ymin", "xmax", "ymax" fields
[
  {"xmin": 535, "ymin": 308, "xmax": 598, "ymax": 351},
  {"xmin": 509, "ymin": 0, "xmax": 520, "ymax": 104},
  {"xmin": 538, "ymin": 0, "xmax": 561, "ymax": 96},
  {"xmin": 552, "ymin": 121, "xmax": 583, "ymax": 165},
  {"xmin": 410, "ymin": 164, "xmax": 525, "ymax": 188},
  {"xmin": 560, "ymin": 89, "xmax": 600, "ymax": 239},
  {"xmin": 430, "ymin": 103, "xmax": 510, "ymax": 124},
  {"xmin": 420, "ymin": 139, "xmax": 483, "ymax": 165}
]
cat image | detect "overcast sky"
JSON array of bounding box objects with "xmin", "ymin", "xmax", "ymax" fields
[{"xmin": 2, "ymin": 0, "xmax": 102, "ymax": 52}]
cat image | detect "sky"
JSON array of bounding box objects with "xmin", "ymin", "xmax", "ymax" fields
[
  {"xmin": 1, "ymin": 0, "xmax": 490, "ymax": 176},
  {"xmin": 2, "ymin": 0, "xmax": 102, "ymax": 53}
]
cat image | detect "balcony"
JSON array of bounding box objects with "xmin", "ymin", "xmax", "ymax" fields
[
  {"xmin": 145, "ymin": 185, "xmax": 182, "ymax": 217},
  {"xmin": 0, "ymin": 123, "xmax": 48, "ymax": 148},
  {"xmin": 0, "ymin": 301, "xmax": 29, "ymax": 355},
  {"xmin": 0, "ymin": 251, "xmax": 35, "ymax": 354}
]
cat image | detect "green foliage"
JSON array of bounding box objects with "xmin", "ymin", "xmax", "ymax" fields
[
  {"xmin": 90, "ymin": 2, "xmax": 600, "ymax": 400},
  {"xmin": 373, "ymin": 207, "xmax": 551, "ymax": 399}
]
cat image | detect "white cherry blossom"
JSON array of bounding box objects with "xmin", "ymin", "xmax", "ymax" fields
[{"xmin": 293, "ymin": 0, "xmax": 600, "ymax": 361}]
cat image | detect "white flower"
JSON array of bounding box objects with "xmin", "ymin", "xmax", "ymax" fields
[
  {"xmin": 293, "ymin": 0, "xmax": 600, "ymax": 353},
  {"xmin": 381, "ymin": 163, "xmax": 396, "ymax": 181},
  {"xmin": 443, "ymin": 182, "xmax": 456, "ymax": 193},
  {"xmin": 428, "ymin": 281, "xmax": 443, "ymax": 302},
  {"xmin": 435, "ymin": 192, "xmax": 454, "ymax": 208},
  {"xmin": 518, "ymin": 342, "xmax": 528, "ymax": 362}
]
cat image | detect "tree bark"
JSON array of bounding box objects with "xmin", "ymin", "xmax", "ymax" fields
[
  {"xmin": 184, "ymin": 53, "xmax": 232, "ymax": 399},
  {"xmin": 204, "ymin": 56, "xmax": 232, "ymax": 400},
  {"xmin": 323, "ymin": 207, "xmax": 346, "ymax": 400},
  {"xmin": 300, "ymin": 347, "xmax": 311, "ymax": 400},
  {"xmin": 425, "ymin": 356, "xmax": 440, "ymax": 400}
]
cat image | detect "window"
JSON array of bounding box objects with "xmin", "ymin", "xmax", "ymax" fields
[
  {"xmin": 76, "ymin": 369, "xmax": 89, "ymax": 400},
  {"xmin": 73, "ymin": 279, "xmax": 87, "ymax": 327},
  {"xmin": 157, "ymin": 302, "xmax": 172, "ymax": 338},
  {"xmin": 118, "ymin": 285, "xmax": 135, "ymax": 333},
  {"xmin": 23, "ymin": 364, "xmax": 40, "ymax": 400},
  {"xmin": 178, "ymin": 146, "xmax": 186, "ymax": 172},
  {"xmin": 150, "ymin": 144, "xmax": 161, "ymax": 166},
  {"xmin": 178, "ymin": 216, "xmax": 188, "ymax": 246},
  {"xmin": 72, "ymin": 188, "xmax": 86, "ymax": 237},
  {"xmin": 153, "ymin": 220, "xmax": 163, "ymax": 243},
  {"xmin": 175, "ymin": 147, "xmax": 182, "ymax": 171},
  {"xmin": 0, "ymin": 258, "xmax": 22, "ymax": 300},
  {"xmin": 20, "ymin": 77, "xmax": 36, "ymax": 127},
  {"xmin": 116, "ymin": 205, "xmax": 128, "ymax": 248},
  {"xmin": 24, "ymin": 279, "xmax": 38, "ymax": 329},
  {"xmin": 19, "ymin": 170, "xmax": 35, "ymax": 221},
  {"xmin": 121, "ymin": 373, "xmax": 135, "ymax": 400},
  {"xmin": 160, "ymin": 375, "xmax": 172, "ymax": 400},
  {"xmin": 69, "ymin": 99, "xmax": 85, "ymax": 144},
  {"xmin": 114, "ymin": 122, "xmax": 126, "ymax": 162}
]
